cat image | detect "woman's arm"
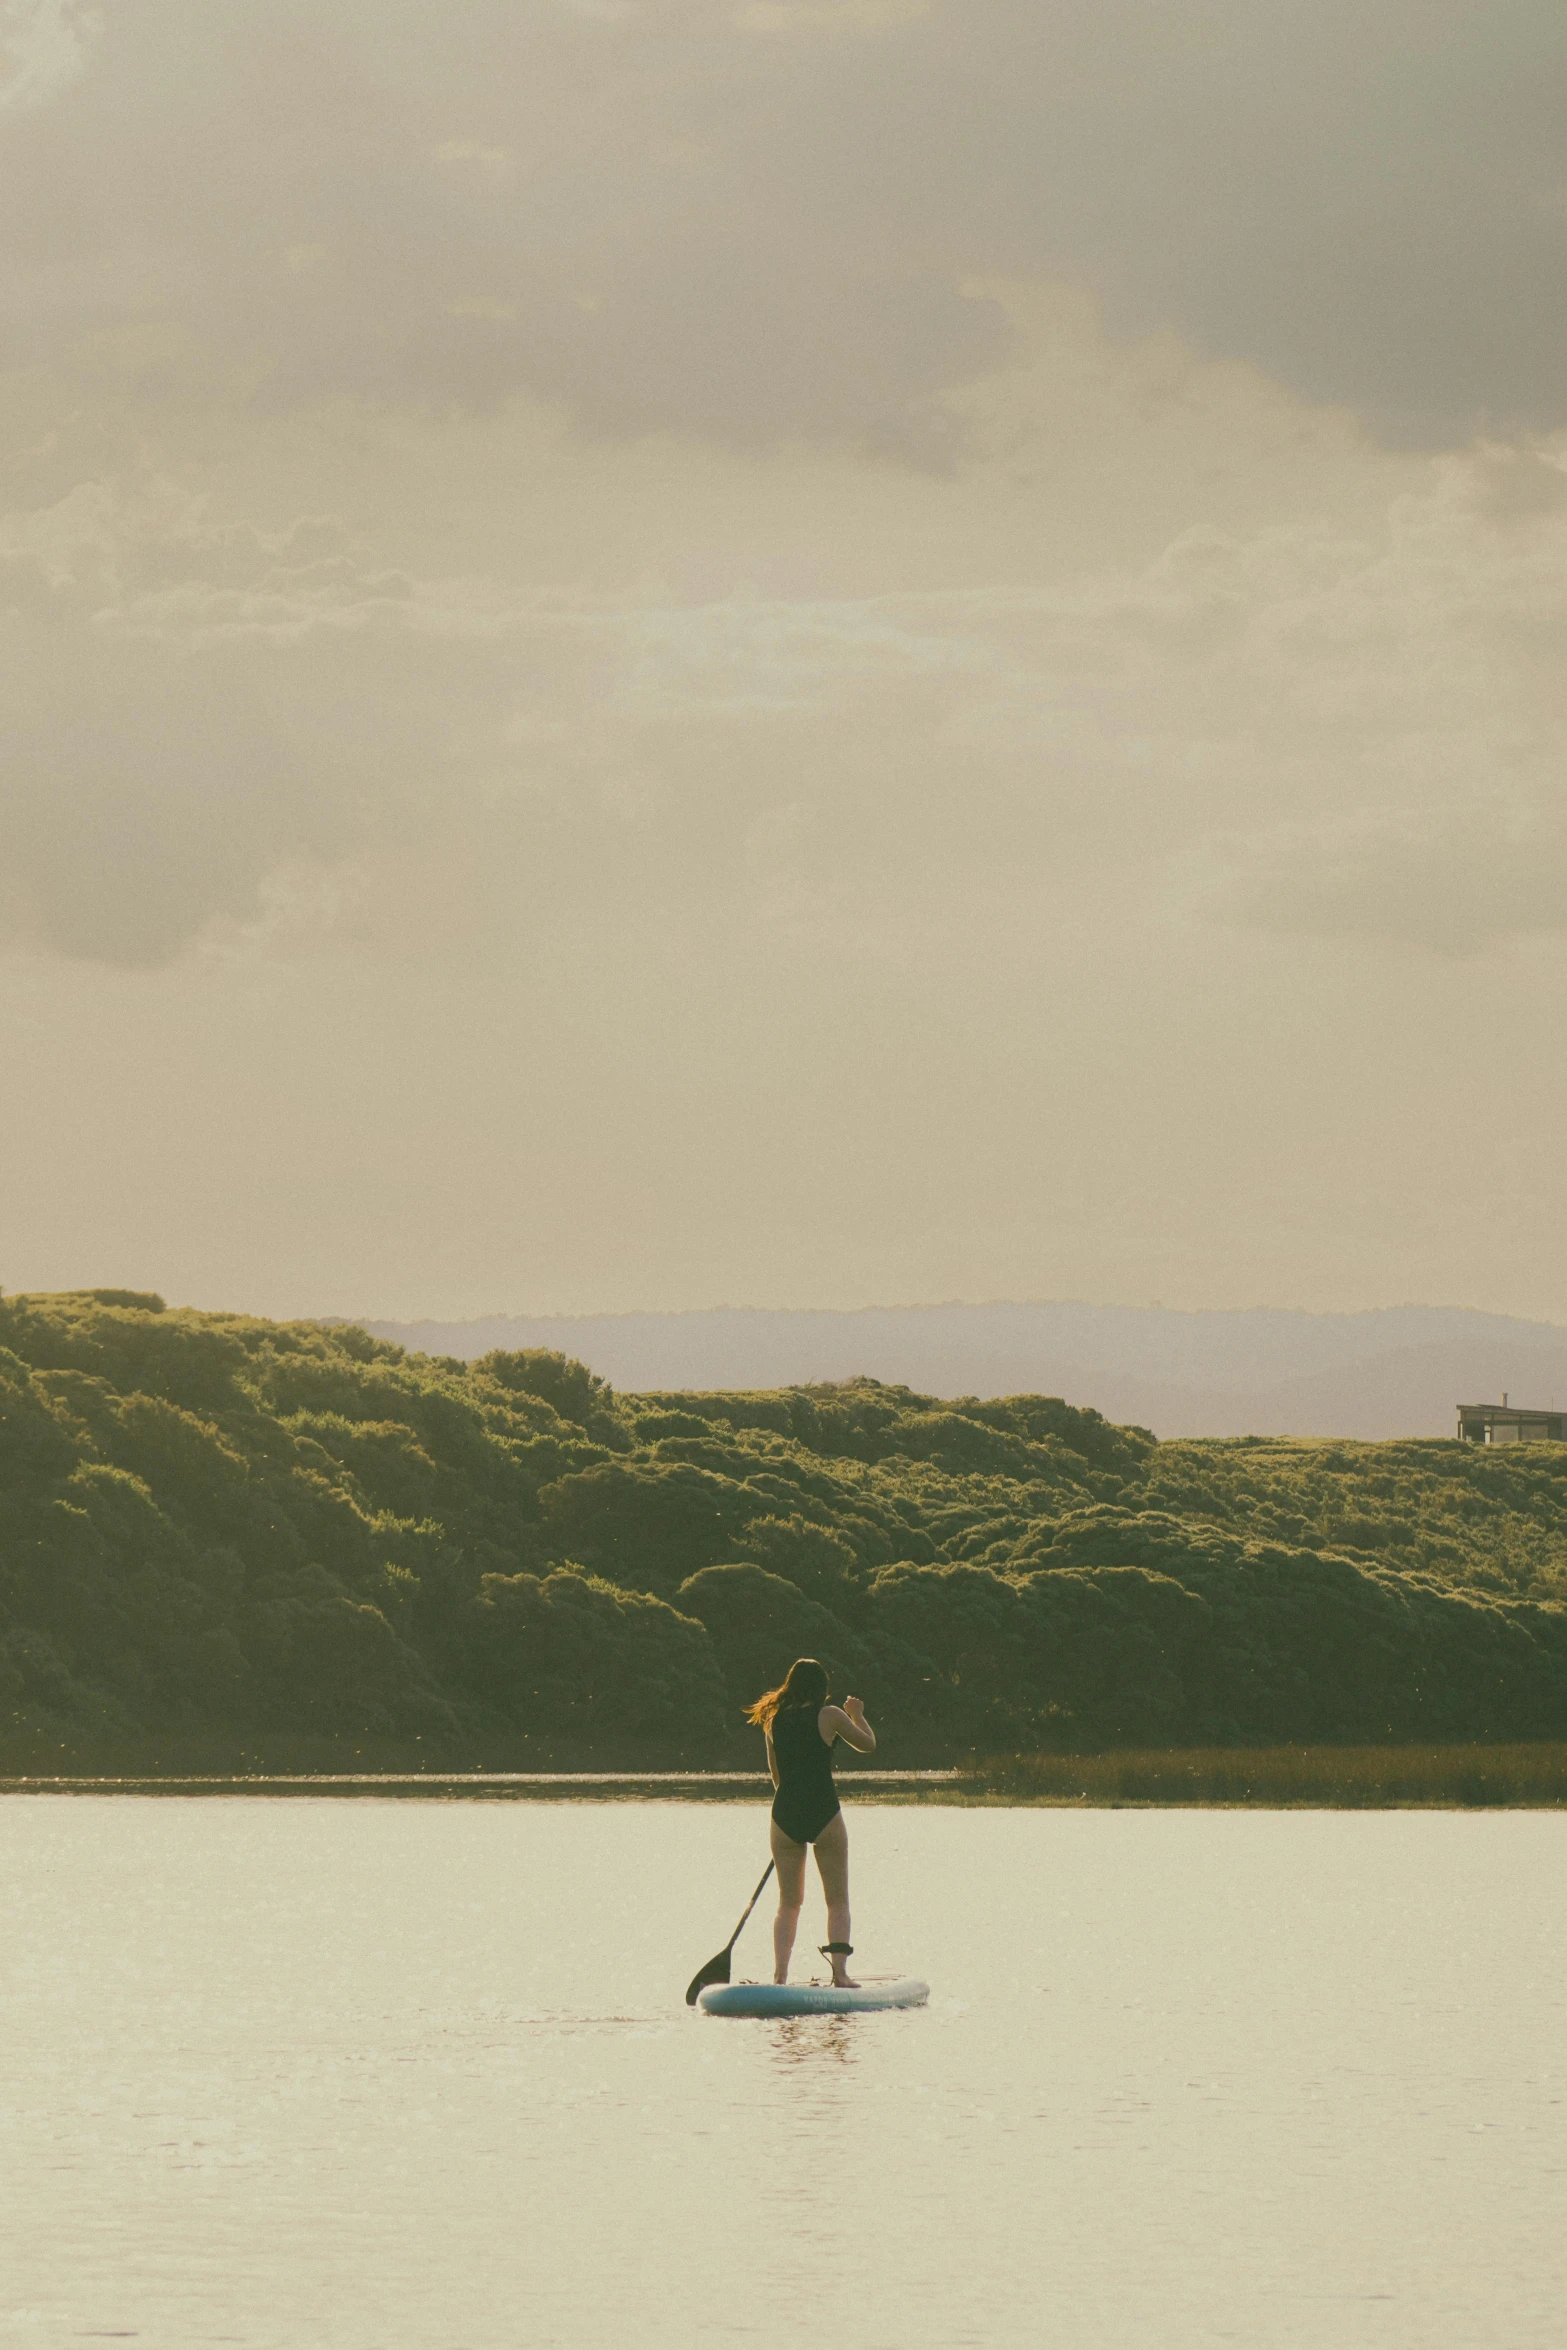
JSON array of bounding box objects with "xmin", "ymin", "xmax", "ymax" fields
[
  {"xmin": 822, "ymin": 1697, "xmax": 876, "ymax": 1754},
  {"xmin": 765, "ymin": 1728, "xmax": 779, "ymax": 1790}
]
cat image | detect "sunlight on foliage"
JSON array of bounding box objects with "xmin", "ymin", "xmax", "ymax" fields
[{"xmin": 4, "ymin": 1291, "xmax": 1567, "ymax": 1768}]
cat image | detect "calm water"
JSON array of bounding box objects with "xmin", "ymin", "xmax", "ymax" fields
[{"xmin": 2, "ymin": 1799, "xmax": 1564, "ymax": 2349}]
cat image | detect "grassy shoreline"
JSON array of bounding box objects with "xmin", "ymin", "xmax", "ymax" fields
[
  {"xmin": 968, "ymin": 1742, "xmax": 1567, "ymax": 1807},
  {"xmin": 8, "ymin": 1743, "xmax": 1567, "ymax": 1804}
]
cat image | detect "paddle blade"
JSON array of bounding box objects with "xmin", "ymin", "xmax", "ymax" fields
[
  {"xmin": 685, "ymin": 1858, "xmax": 774, "ymax": 2006},
  {"xmin": 684, "ymin": 1947, "xmax": 733, "ymax": 2007}
]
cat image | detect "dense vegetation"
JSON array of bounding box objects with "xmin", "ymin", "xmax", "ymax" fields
[{"xmin": 5, "ymin": 1290, "xmax": 1567, "ymax": 1769}]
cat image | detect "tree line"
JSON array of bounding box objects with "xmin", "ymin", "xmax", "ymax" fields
[{"xmin": 4, "ymin": 1288, "xmax": 1567, "ymax": 1767}]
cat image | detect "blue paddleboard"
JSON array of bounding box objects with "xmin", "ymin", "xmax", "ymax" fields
[{"xmin": 697, "ymin": 1974, "xmax": 929, "ymax": 2016}]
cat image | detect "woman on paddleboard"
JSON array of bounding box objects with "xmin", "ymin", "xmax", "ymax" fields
[{"xmin": 747, "ymin": 1658, "xmax": 875, "ymax": 1989}]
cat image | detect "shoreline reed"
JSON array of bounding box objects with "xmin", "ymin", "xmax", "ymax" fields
[
  {"xmin": 7, "ymin": 1744, "xmax": 1567, "ymax": 1804},
  {"xmin": 968, "ymin": 1741, "xmax": 1567, "ymax": 1807}
]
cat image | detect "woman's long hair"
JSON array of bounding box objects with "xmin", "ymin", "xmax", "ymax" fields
[{"xmin": 746, "ymin": 1656, "xmax": 830, "ymax": 1729}]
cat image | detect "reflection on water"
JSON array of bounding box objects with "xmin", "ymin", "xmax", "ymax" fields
[
  {"xmin": 769, "ymin": 2015, "xmax": 860, "ymax": 2069},
  {"xmin": 1, "ymin": 1797, "xmax": 1565, "ymax": 2348}
]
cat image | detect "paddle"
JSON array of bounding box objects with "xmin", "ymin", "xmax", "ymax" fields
[{"xmin": 684, "ymin": 1860, "xmax": 775, "ymax": 2005}]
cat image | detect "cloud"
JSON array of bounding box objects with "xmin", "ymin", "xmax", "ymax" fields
[
  {"xmin": 11, "ymin": 2, "xmax": 1567, "ymax": 1327},
  {"xmin": 8, "ymin": 430, "xmax": 1566, "ymax": 970},
  {"xmin": 0, "ymin": 0, "xmax": 1009, "ymax": 461},
  {"xmin": 1226, "ymin": 812, "xmax": 1567, "ymax": 957},
  {"xmin": 0, "ymin": 0, "xmax": 98, "ymax": 115},
  {"xmin": 942, "ymin": 0, "xmax": 1567, "ymax": 446},
  {"xmin": 4, "ymin": 2, "xmax": 1567, "ymax": 453},
  {"xmin": 0, "ymin": 477, "xmax": 450, "ymax": 964}
]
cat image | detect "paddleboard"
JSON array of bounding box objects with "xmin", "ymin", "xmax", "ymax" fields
[{"xmin": 697, "ymin": 1975, "xmax": 929, "ymax": 2017}]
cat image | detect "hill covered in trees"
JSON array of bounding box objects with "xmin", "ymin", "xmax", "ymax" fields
[{"xmin": 5, "ymin": 1290, "xmax": 1567, "ymax": 1770}]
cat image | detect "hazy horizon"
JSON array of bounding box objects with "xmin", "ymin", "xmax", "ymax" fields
[
  {"xmin": 6, "ymin": 3, "xmax": 1567, "ymax": 1325},
  {"xmin": 348, "ymin": 1293, "xmax": 1567, "ymax": 1330},
  {"xmin": 354, "ymin": 1296, "xmax": 1567, "ymax": 1440}
]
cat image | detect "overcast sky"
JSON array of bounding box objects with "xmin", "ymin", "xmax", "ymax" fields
[{"xmin": 3, "ymin": 0, "xmax": 1566, "ymax": 1322}]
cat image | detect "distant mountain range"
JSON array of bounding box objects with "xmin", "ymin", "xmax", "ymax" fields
[{"xmin": 355, "ymin": 1302, "xmax": 1567, "ymax": 1441}]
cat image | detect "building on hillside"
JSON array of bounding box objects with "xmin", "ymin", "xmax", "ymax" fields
[{"xmin": 1456, "ymin": 1396, "xmax": 1567, "ymax": 1444}]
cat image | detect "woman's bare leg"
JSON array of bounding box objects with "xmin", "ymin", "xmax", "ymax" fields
[
  {"xmin": 770, "ymin": 1818, "xmax": 808, "ymax": 1983},
  {"xmin": 812, "ymin": 1812, "xmax": 856, "ymax": 1985}
]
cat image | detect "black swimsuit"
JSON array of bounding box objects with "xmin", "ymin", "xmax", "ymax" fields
[{"xmin": 770, "ymin": 1705, "xmax": 841, "ymax": 1844}]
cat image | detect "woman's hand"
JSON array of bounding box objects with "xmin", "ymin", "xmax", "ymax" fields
[{"xmin": 829, "ymin": 1695, "xmax": 876, "ymax": 1753}]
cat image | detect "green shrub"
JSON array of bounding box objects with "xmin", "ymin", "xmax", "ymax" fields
[{"xmin": 5, "ymin": 1290, "xmax": 1567, "ymax": 1767}]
